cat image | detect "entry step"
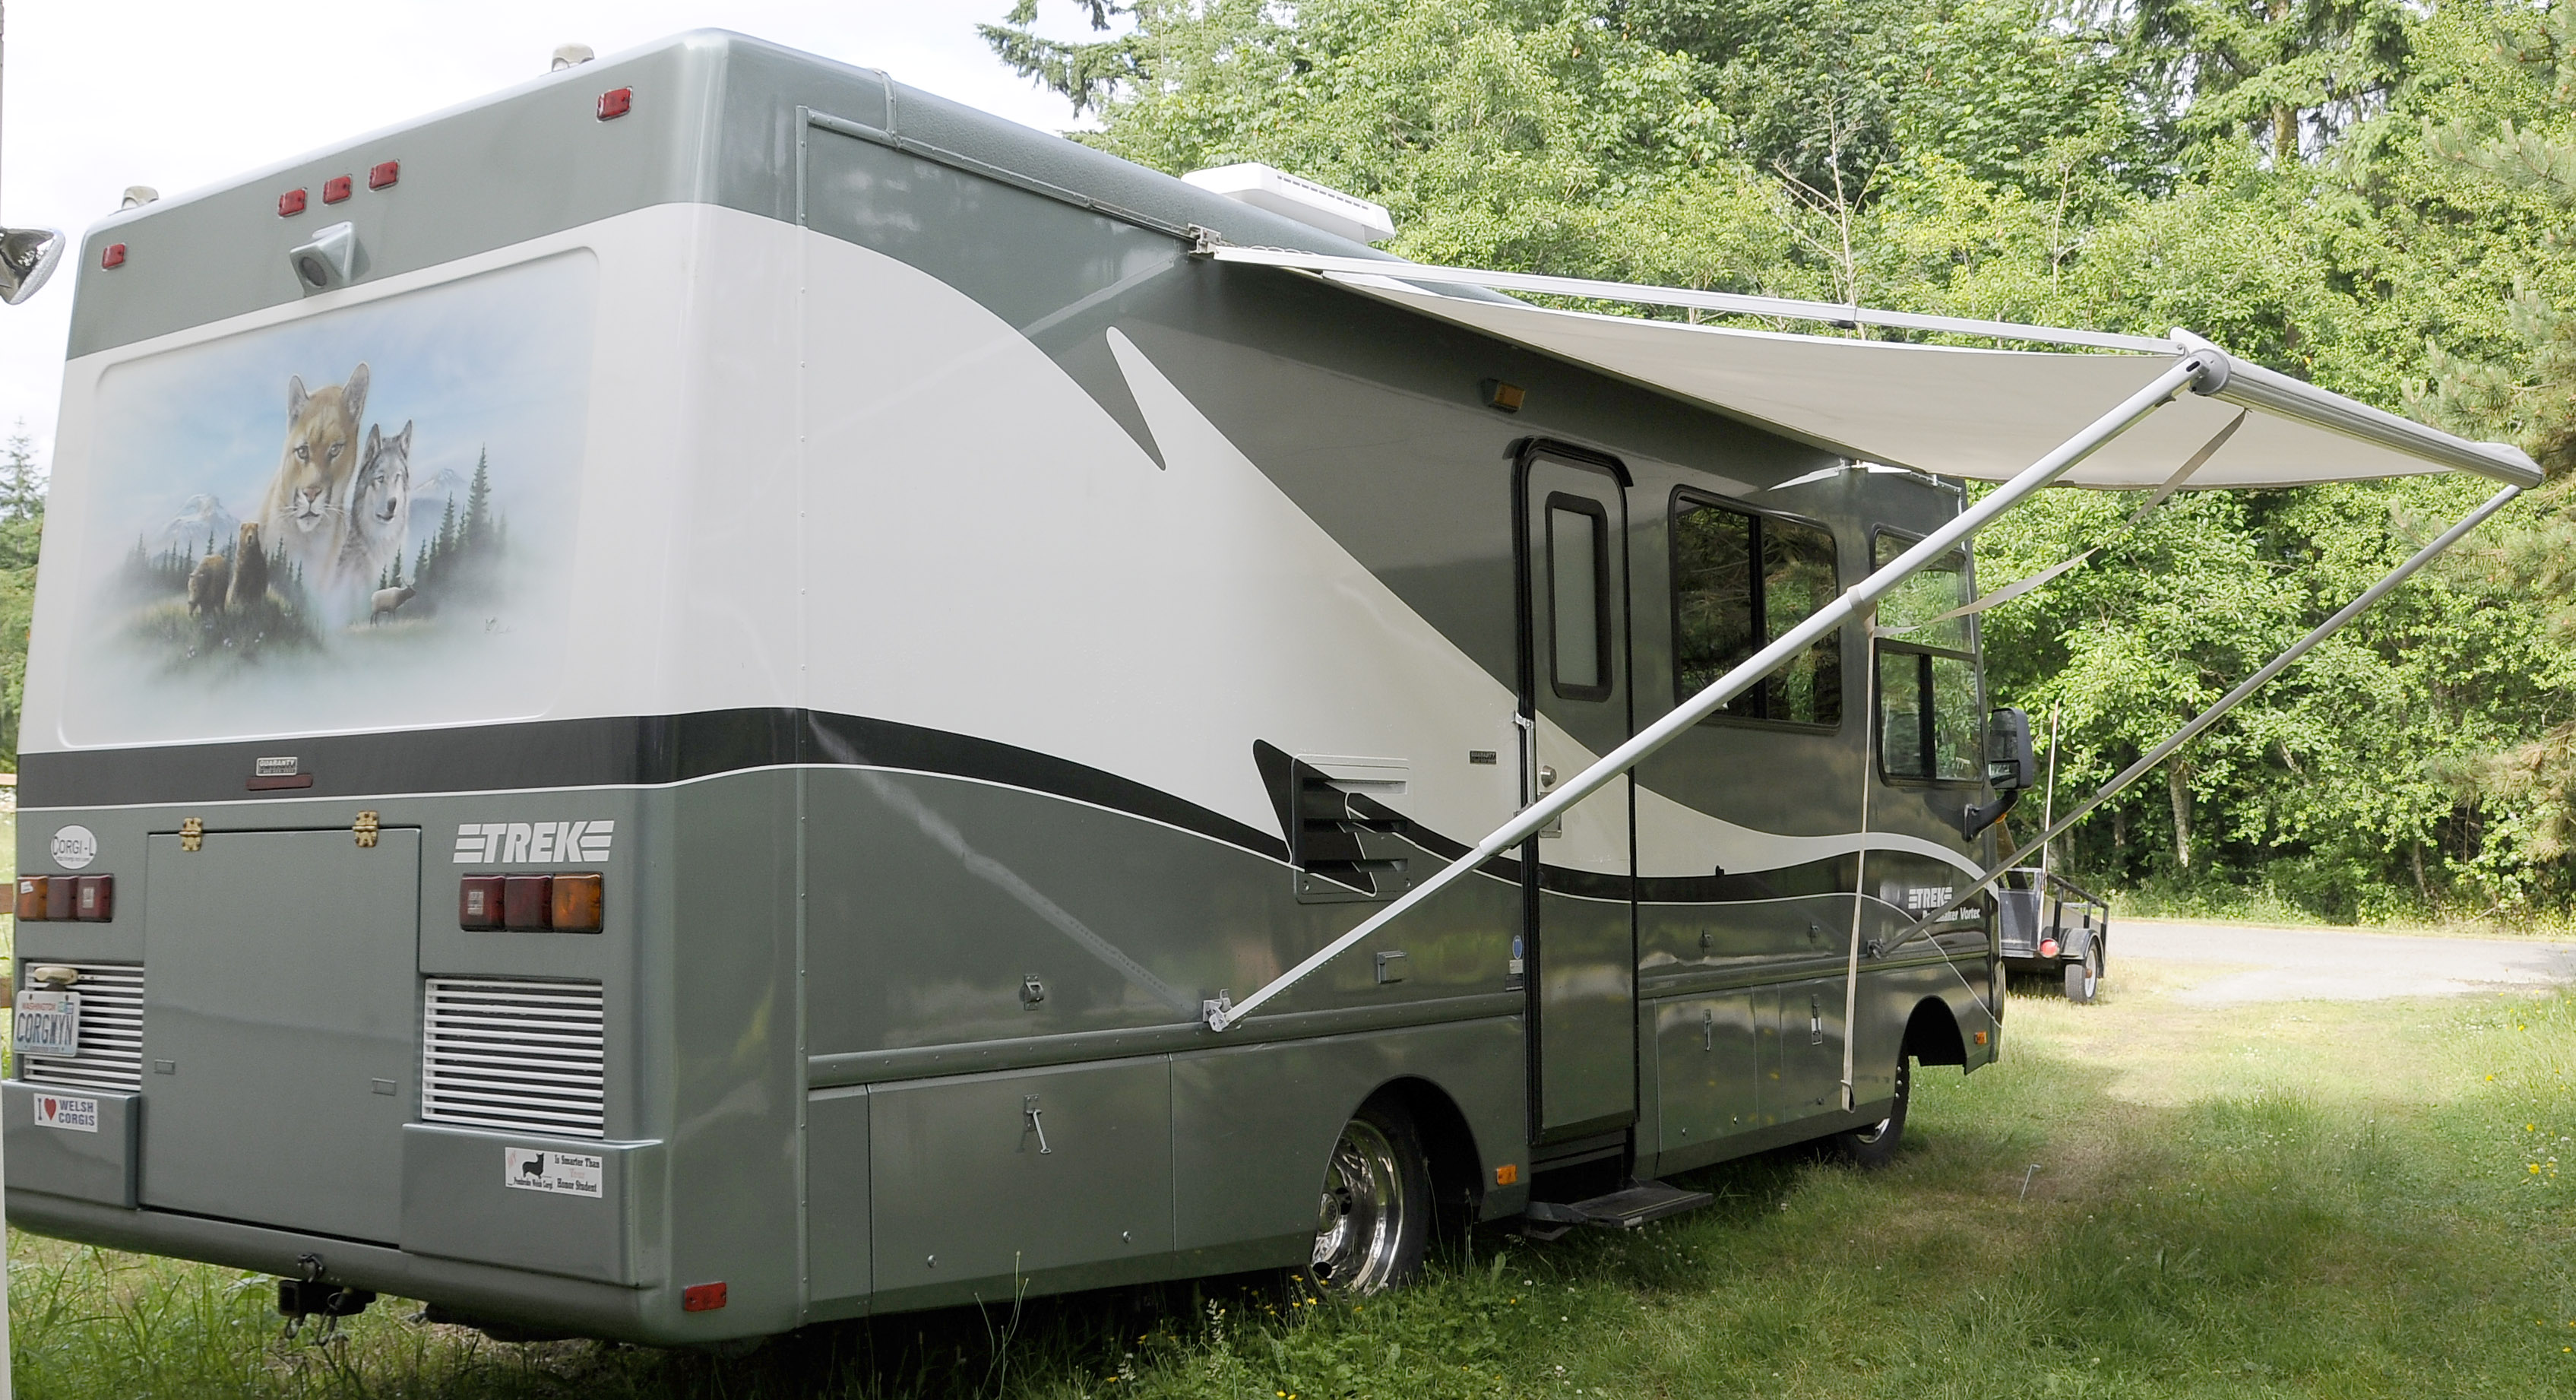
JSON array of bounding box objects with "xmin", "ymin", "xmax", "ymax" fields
[{"xmin": 1521, "ymin": 1180, "xmax": 1712, "ymax": 1236}]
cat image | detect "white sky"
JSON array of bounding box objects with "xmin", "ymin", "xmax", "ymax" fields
[{"xmin": 0, "ymin": 0, "xmax": 1115, "ymax": 467}]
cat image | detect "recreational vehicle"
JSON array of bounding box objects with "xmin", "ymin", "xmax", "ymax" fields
[{"xmin": 3, "ymin": 31, "xmax": 2537, "ymax": 1346}]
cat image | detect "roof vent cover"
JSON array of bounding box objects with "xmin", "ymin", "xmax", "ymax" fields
[{"xmin": 1182, "ymin": 163, "xmax": 1394, "ymax": 245}]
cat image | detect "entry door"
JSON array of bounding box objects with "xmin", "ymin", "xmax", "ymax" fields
[
  {"xmin": 1516, "ymin": 450, "xmax": 1637, "ymax": 1143},
  {"xmin": 141, "ymin": 827, "xmax": 421, "ymax": 1243}
]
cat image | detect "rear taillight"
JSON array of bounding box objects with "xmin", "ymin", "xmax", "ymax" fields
[
  {"xmin": 15, "ymin": 876, "xmax": 109, "ymax": 922},
  {"xmin": 460, "ymin": 873, "xmax": 603, "ymax": 933}
]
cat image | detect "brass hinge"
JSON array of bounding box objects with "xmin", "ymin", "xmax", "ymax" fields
[
  {"xmin": 179, "ymin": 816, "xmax": 204, "ymax": 853},
  {"xmin": 353, "ymin": 811, "xmax": 380, "ymax": 849}
]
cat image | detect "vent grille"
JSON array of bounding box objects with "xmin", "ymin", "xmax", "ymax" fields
[
  {"xmin": 17, "ymin": 962, "xmax": 145, "ymax": 1093},
  {"xmin": 421, "ymin": 977, "xmax": 605, "ymax": 1139}
]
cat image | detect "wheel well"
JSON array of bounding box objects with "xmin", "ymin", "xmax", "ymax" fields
[
  {"xmin": 1364, "ymin": 1078, "xmax": 1483, "ymax": 1237},
  {"xmin": 1904, "ymin": 997, "xmax": 1968, "ymax": 1067}
]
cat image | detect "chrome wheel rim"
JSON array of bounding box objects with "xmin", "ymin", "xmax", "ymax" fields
[{"xmin": 1311, "ymin": 1119, "xmax": 1408, "ymax": 1294}]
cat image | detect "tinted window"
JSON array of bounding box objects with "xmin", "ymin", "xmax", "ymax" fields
[{"xmin": 1673, "ymin": 496, "xmax": 1840, "ymax": 725}]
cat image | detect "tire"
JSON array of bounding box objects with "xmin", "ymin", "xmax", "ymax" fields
[
  {"xmin": 1300, "ymin": 1098, "xmax": 1432, "ymax": 1297},
  {"xmin": 2065, "ymin": 938, "xmax": 2102, "ymax": 1003},
  {"xmin": 1828, "ymin": 1053, "xmax": 1910, "ymax": 1170}
]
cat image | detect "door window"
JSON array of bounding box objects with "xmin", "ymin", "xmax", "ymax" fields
[{"xmin": 1547, "ymin": 496, "xmax": 1612, "ymax": 700}]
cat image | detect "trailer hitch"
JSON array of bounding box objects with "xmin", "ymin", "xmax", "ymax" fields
[{"xmin": 277, "ymin": 1254, "xmax": 375, "ymax": 1341}]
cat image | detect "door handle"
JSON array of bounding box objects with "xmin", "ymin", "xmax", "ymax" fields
[{"xmin": 1701, "ymin": 1007, "xmax": 1714, "ymax": 1053}]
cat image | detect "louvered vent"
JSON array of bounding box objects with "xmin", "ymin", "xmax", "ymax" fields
[
  {"xmin": 421, "ymin": 977, "xmax": 605, "ymax": 1139},
  {"xmin": 17, "ymin": 962, "xmax": 145, "ymax": 1092}
]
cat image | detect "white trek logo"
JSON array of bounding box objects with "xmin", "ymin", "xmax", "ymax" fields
[{"xmin": 454, "ymin": 820, "xmax": 615, "ymax": 865}]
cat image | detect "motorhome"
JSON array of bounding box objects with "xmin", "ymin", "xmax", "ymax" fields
[{"xmin": 4, "ymin": 31, "xmax": 2536, "ymax": 1346}]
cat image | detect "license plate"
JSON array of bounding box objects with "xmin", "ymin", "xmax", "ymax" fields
[{"xmin": 11, "ymin": 990, "xmax": 81, "ymax": 1058}]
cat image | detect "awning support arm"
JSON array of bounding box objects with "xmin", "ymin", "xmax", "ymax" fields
[
  {"xmin": 1201, "ymin": 350, "xmax": 2226, "ymax": 1031},
  {"xmin": 1894, "ymin": 480, "xmax": 2526, "ymax": 952}
]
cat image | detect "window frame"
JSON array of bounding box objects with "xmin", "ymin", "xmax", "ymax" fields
[
  {"xmin": 1544, "ymin": 492, "xmax": 1614, "ymax": 703},
  {"xmin": 1667, "ymin": 486, "xmax": 1844, "ymax": 733},
  {"xmin": 1869, "ymin": 527, "xmax": 1984, "ymax": 786}
]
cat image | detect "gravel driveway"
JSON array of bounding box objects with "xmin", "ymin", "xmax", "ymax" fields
[{"xmin": 2113, "ymin": 917, "xmax": 2576, "ymax": 1004}]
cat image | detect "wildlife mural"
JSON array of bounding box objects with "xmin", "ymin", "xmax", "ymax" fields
[{"xmin": 63, "ymin": 253, "xmax": 596, "ymax": 746}]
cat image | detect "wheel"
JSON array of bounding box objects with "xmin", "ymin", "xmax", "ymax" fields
[
  {"xmin": 1302, "ymin": 1098, "xmax": 1432, "ymax": 1297},
  {"xmin": 1829, "ymin": 1053, "xmax": 1910, "ymax": 1169},
  {"xmin": 2065, "ymin": 937, "xmax": 2102, "ymax": 1002}
]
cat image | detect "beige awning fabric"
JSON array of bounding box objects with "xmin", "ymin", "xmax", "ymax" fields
[{"xmin": 1208, "ymin": 248, "xmax": 2540, "ymax": 489}]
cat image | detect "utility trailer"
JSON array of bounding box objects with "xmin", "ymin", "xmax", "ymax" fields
[
  {"xmin": 1998, "ymin": 868, "xmax": 2112, "ymax": 1002},
  {"xmin": 2, "ymin": 31, "xmax": 2537, "ymax": 1347}
]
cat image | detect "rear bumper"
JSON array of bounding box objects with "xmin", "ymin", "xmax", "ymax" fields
[
  {"xmin": 3, "ymin": 1080, "xmax": 702, "ymax": 1343},
  {"xmin": 5, "ymin": 1186, "xmax": 686, "ymax": 1343}
]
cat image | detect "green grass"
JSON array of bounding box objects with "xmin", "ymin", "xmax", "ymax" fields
[{"xmin": 8, "ymin": 959, "xmax": 2576, "ymax": 1396}]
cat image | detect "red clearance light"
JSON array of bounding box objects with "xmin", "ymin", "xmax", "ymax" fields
[
  {"xmin": 369, "ymin": 160, "xmax": 400, "ymax": 190},
  {"xmin": 102, "ymin": 243, "xmax": 126, "ymax": 270},
  {"xmin": 43, "ymin": 878, "xmax": 74, "ymax": 922},
  {"xmin": 681, "ymin": 1281, "xmax": 727, "ymax": 1313},
  {"xmin": 322, "ymin": 175, "xmax": 353, "ymax": 204},
  {"xmin": 502, "ymin": 875, "xmax": 552, "ymax": 931},
  {"xmin": 597, "ymin": 87, "xmax": 632, "ymax": 120},
  {"xmin": 2038, "ymin": 938, "xmax": 2060, "ymax": 959},
  {"xmin": 550, "ymin": 873, "xmax": 603, "ymax": 933},
  {"xmin": 278, "ymin": 188, "xmax": 308, "ymax": 217},
  {"xmin": 459, "ymin": 875, "xmax": 504, "ymax": 930},
  {"xmin": 74, "ymin": 876, "xmax": 113, "ymax": 923},
  {"xmin": 15, "ymin": 876, "xmax": 46, "ymax": 922}
]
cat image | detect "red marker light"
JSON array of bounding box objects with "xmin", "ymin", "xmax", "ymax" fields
[
  {"xmin": 74, "ymin": 876, "xmax": 113, "ymax": 923},
  {"xmin": 369, "ymin": 160, "xmax": 400, "ymax": 190},
  {"xmin": 2038, "ymin": 938, "xmax": 2060, "ymax": 959},
  {"xmin": 43, "ymin": 879, "xmax": 74, "ymax": 922},
  {"xmin": 101, "ymin": 244, "xmax": 126, "ymax": 270},
  {"xmin": 459, "ymin": 875, "xmax": 504, "ymax": 930},
  {"xmin": 597, "ymin": 87, "xmax": 632, "ymax": 120},
  {"xmin": 502, "ymin": 875, "xmax": 553, "ymax": 931},
  {"xmin": 322, "ymin": 176, "xmax": 353, "ymax": 204},
  {"xmin": 15, "ymin": 876, "xmax": 46, "ymax": 921},
  {"xmin": 278, "ymin": 188, "xmax": 308, "ymax": 217},
  {"xmin": 682, "ymin": 1281, "xmax": 727, "ymax": 1312}
]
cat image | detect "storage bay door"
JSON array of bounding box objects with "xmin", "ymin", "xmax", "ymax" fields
[{"xmin": 1516, "ymin": 450, "xmax": 1638, "ymax": 1145}]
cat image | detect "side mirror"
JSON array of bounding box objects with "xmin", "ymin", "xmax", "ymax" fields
[{"xmin": 1986, "ymin": 707, "xmax": 2036, "ymax": 792}]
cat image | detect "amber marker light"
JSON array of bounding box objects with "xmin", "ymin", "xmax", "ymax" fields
[
  {"xmin": 551, "ymin": 873, "xmax": 603, "ymax": 933},
  {"xmin": 1495, "ymin": 1164, "xmax": 1518, "ymax": 1186}
]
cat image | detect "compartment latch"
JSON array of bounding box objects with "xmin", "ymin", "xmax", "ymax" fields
[
  {"xmin": 179, "ymin": 816, "xmax": 204, "ymax": 853},
  {"xmin": 353, "ymin": 811, "xmax": 380, "ymax": 849}
]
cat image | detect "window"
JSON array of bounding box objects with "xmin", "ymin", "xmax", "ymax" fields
[
  {"xmin": 1873, "ymin": 534, "xmax": 1981, "ymax": 781},
  {"xmin": 1672, "ymin": 495, "xmax": 1840, "ymax": 726},
  {"xmin": 1546, "ymin": 496, "xmax": 1611, "ymax": 700}
]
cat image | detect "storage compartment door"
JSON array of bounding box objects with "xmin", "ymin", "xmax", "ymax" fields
[
  {"xmin": 1652, "ymin": 992, "xmax": 1758, "ymax": 1153},
  {"xmin": 140, "ymin": 828, "xmax": 421, "ymax": 1242}
]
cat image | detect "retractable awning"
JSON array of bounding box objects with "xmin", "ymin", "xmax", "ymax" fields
[
  {"xmin": 1192, "ymin": 245, "xmax": 2541, "ymax": 1043},
  {"xmin": 1205, "ymin": 247, "xmax": 2542, "ymax": 490}
]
